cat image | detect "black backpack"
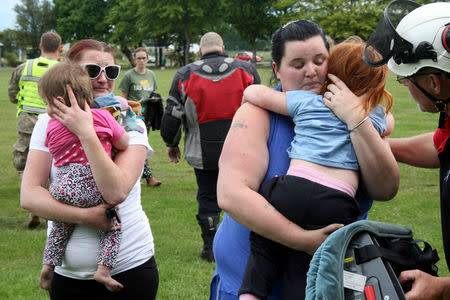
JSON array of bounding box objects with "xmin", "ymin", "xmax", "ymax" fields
[{"xmin": 306, "ymin": 220, "xmax": 439, "ymax": 300}]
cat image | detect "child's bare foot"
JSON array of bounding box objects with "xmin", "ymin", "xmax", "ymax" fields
[
  {"xmin": 39, "ymin": 265, "xmax": 54, "ymax": 291},
  {"xmin": 94, "ymin": 265, "xmax": 123, "ymax": 292}
]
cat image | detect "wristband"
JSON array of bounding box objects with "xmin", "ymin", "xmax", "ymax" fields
[{"xmin": 349, "ymin": 116, "xmax": 369, "ymax": 133}]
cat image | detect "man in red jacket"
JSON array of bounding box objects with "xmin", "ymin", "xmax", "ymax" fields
[{"xmin": 161, "ymin": 32, "xmax": 260, "ymax": 262}]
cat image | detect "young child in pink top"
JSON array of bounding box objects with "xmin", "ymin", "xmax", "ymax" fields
[{"xmin": 38, "ymin": 61, "xmax": 129, "ymax": 292}]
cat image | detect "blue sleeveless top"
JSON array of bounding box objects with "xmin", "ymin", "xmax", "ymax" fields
[{"xmin": 212, "ymin": 108, "xmax": 293, "ymax": 298}]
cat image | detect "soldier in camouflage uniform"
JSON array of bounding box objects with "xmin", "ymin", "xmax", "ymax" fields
[{"xmin": 8, "ymin": 31, "xmax": 61, "ymax": 229}]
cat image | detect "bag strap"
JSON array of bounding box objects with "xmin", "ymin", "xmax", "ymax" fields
[
  {"xmin": 355, "ymin": 243, "xmax": 417, "ymax": 268},
  {"xmin": 354, "ymin": 239, "xmax": 439, "ymax": 273}
]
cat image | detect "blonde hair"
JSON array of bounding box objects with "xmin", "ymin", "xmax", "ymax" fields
[{"xmin": 39, "ymin": 60, "xmax": 94, "ymax": 108}]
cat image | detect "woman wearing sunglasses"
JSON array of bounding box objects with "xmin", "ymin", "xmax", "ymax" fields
[{"xmin": 20, "ymin": 39, "xmax": 159, "ymax": 299}]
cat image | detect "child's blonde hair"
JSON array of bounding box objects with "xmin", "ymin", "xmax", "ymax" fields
[
  {"xmin": 38, "ymin": 60, "xmax": 94, "ymax": 108},
  {"xmin": 323, "ymin": 36, "xmax": 393, "ymax": 116}
]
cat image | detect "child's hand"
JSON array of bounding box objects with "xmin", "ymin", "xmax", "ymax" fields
[
  {"xmin": 114, "ymin": 132, "xmax": 129, "ymax": 151},
  {"xmin": 382, "ymin": 111, "xmax": 395, "ymax": 137}
]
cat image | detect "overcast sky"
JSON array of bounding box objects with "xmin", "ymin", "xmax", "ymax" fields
[{"xmin": 0, "ymin": 0, "xmax": 20, "ymax": 31}]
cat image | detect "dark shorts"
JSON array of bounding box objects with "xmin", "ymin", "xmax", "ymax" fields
[
  {"xmin": 50, "ymin": 256, "xmax": 159, "ymax": 300},
  {"xmin": 261, "ymin": 175, "xmax": 360, "ymax": 228}
]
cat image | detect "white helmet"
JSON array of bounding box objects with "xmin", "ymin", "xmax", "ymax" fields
[
  {"xmin": 388, "ymin": 2, "xmax": 450, "ymax": 76},
  {"xmin": 363, "ymin": 0, "xmax": 450, "ymax": 76}
]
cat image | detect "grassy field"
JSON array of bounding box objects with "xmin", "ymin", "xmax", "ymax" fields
[{"xmin": 0, "ymin": 64, "xmax": 447, "ymax": 299}]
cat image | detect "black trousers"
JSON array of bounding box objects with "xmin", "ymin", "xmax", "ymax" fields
[
  {"xmin": 194, "ymin": 168, "xmax": 221, "ymax": 214},
  {"xmin": 50, "ymin": 256, "xmax": 159, "ymax": 300},
  {"xmin": 240, "ymin": 175, "xmax": 360, "ymax": 299}
]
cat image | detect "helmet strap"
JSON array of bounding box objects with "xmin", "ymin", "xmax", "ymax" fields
[
  {"xmin": 409, "ymin": 80, "xmax": 450, "ymax": 128},
  {"xmin": 393, "ymin": 41, "xmax": 437, "ymax": 65}
]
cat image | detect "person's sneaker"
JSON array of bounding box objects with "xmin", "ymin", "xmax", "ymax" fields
[
  {"xmin": 146, "ymin": 177, "xmax": 162, "ymax": 187},
  {"xmin": 28, "ymin": 213, "xmax": 41, "ymax": 229}
]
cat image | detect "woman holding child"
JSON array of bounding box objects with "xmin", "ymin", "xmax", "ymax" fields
[
  {"xmin": 20, "ymin": 39, "xmax": 159, "ymax": 299},
  {"xmin": 210, "ymin": 20, "xmax": 399, "ymax": 299}
]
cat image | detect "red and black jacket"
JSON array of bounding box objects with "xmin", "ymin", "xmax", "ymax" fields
[{"xmin": 161, "ymin": 52, "xmax": 260, "ymax": 170}]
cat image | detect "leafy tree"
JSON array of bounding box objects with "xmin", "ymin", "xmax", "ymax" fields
[
  {"xmin": 107, "ymin": 0, "xmax": 174, "ymax": 66},
  {"xmin": 294, "ymin": 0, "xmax": 387, "ymax": 41},
  {"xmin": 293, "ymin": 0, "xmax": 436, "ymax": 42},
  {"xmin": 273, "ymin": 0, "xmax": 301, "ymax": 26},
  {"xmin": 139, "ymin": 0, "xmax": 225, "ymax": 65},
  {"xmin": 151, "ymin": 35, "xmax": 173, "ymax": 67},
  {"xmin": 0, "ymin": 29, "xmax": 19, "ymax": 53},
  {"xmin": 0, "ymin": 29, "xmax": 21, "ymax": 66},
  {"xmin": 13, "ymin": 0, "xmax": 56, "ymax": 50},
  {"xmin": 224, "ymin": 0, "xmax": 281, "ymax": 63},
  {"xmin": 53, "ymin": 0, "xmax": 116, "ymax": 43},
  {"xmin": 222, "ymin": 26, "xmax": 271, "ymax": 52},
  {"xmin": 106, "ymin": 0, "xmax": 145, "ymax": 65}
]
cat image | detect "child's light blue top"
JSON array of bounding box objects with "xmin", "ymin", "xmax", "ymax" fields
[{"xmin": 286, "ymin": 90, "xmax": 386, "ymax": 170}]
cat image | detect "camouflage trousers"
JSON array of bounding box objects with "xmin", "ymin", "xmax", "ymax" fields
[{"xmin": 13, "ymin": 112, "xmax": 38, "ymax": 173}]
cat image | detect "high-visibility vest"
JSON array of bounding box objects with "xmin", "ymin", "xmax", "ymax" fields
[{"xmin": 17, "ymin": 56, "xmax": 58, "ymax": 116}]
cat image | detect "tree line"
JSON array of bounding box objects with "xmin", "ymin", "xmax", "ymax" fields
[{"xmin": 0, "ymin": 0, "xmax": 434, "ymax": 67}]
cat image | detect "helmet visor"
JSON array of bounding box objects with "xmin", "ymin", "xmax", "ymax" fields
[{"xmin": 363, "ymin": 0, "xmax": 421, "ymax": 67}]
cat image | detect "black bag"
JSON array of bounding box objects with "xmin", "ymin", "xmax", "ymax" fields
[{"xmin": 142, "ymin": 92, "xmax": 164, "ymax": 131}]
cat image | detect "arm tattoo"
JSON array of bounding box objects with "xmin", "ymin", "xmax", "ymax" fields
[{"xmin": 230, "ymin": 119, "xmax": 247, "ymax": 131}]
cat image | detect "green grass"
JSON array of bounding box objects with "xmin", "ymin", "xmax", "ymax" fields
[{"xmin": 0, "ymin": 65, "xmax": 448, "ymax": 299}]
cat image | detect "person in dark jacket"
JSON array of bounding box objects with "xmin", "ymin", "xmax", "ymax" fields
[{"xmin": 160, "ymin": 32, "xmax": 260, "ymax": 262}]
